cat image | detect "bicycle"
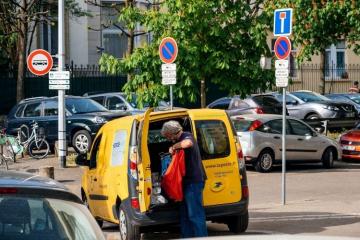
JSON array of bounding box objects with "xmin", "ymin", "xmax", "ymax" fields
[
  {"xmin": 0, "ymin": 128, "xmax": 18, "ymax": 169},
  {"xmin": 16, "ymin": 121, "xmax": 50, "ymax": 159}
]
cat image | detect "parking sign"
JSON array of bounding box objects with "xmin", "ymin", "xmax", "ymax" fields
[{"xmin": 273, "ymin": 8, "xmax": 293, "ymax": 36}]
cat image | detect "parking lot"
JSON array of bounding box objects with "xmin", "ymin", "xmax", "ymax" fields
[{"xmin": 11, "ymin": 155, "xmax": 358, "ymax": 239}]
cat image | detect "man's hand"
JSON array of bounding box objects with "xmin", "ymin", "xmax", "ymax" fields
[{"xmin": 169, "ymin": 146, "xmax": 175, "ymax": 155}]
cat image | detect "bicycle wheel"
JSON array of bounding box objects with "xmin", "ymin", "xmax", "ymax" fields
[
  {"xmin": 18, "ymin": 125, "xmax": 29, "ymax": 144},
  {"xmin": 28, "ymin": 138, "xmax": 50, "ymax": 159}
]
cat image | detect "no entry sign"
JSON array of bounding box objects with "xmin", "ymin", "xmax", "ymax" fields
[
  {"xmin": 274, "ymin": 36, "xmax": 291, "ymax": 60},
  {"xmin": 159, "ymin": 37, "xmax": 178, "ymax": 64},
  {"xmin": 27, "ymin": 49, "xmax": 53, "ymax": 76}
]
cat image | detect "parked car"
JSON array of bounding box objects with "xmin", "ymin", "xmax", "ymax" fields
[
  {"xmin": 207, "ymin": 94, "xmax": 285, "ymax": 116},
  {"xmin": 339, "ymin": 126, "xmax": 360, "ymax": 160},
  {"xmin": 325, "ymin": 93, "xmax": 360, "ymax": 116},
  {"xmin": 84, "ymin": 92, "xmax": 171, "ymax": 114},
  {"xmin": 271, "ymin": 90, "xmax": 357, "ymax": 120},
  {"xmin": 76, "ymin": 108, "xmax": 249, "ymax": 240},
  {"xmin": 231, "ymin": 114, "xmax": 341, "ymax": 172},
  {"xmin": 6, "ymin": 96, "xmax": 129, "ymax": 153},
  {"xmin": 0, "ymin": 170, "xmax": 105, "ymax": 239}
]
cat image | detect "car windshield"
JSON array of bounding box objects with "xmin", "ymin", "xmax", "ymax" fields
[
  {"xmin": 66, "ymin": 98, "xmax": 108, "ymax": 114},
  {"xmin": 0, "ymin": 196, "xmax": 104, "ymax": 240},
  {"xmin": 291, "ymin": 92, "xmax": 330, "ymax": 102},
  {"xmin": 348, "ymin": 95, "xmax": 360, "ymax": 104},
  {"xmin": 120, "ymin": 93, "xmax": 169, "ymax": 108}
]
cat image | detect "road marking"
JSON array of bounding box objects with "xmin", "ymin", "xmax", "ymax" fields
[{"xmin": 251, "ymin": 213, "xmax": 360, "ymax": 222}]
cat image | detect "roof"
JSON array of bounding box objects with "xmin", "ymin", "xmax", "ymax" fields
[{"xmin": 0, "ymin": 170, "xmax": 82, "ymax": 203}]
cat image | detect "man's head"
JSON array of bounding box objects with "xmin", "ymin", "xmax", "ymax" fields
[
  {"xmin": 355, "ymin": 81, "xmax": 359, "ymax": 86},
  {"xmin": 161, "ymin": 120, "xmax": 183, "ymax": 142}
]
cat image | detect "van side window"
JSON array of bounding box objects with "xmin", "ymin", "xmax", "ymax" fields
[
  {"xmin": 90, "ymin": 134, "xmax": 102, "ymax": 169},
  {"xmin": 195, "ymin": 120, "xmax": 230, "ymax": 160},
  {"xmin": 111, "ymin": 130, "xmax": 127, "ymax": 166}
]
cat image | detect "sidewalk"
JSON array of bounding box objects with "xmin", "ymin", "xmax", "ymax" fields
[{"xmin": 6, "ymin": 154, "xmax": 83, "ymax": 198}]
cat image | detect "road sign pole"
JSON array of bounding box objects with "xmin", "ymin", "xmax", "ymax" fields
[
  {"xmin": 170, "ymin": 85, "xmax": 173, "ymax": 110},
  {"xmin": 282, "ymin": 86, "xmax": 286, "ymax": 205},
  {"xmin": 58, "ymin": 0, "xmax": 66, "ymax": 168}
]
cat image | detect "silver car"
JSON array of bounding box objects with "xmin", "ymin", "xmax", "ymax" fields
[
  {"xmin": 271, "ymin": 90, "xmax": 356, "ymax": 119},
  {"xmin": 231, "ymin": 114, "xmax": 342, "ymax": 172}
]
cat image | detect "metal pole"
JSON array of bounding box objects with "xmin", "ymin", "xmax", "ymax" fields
[
  {"xmin": 58, "ymin": 0, "xmax": 66, "ymax": 168},
  {"xmin": 282, "ymin": 87, "xmax": 286, "ymax": 205},
  {"xmin": 170, "ymin": 85, "xmax": 173, "ymax": 110}
]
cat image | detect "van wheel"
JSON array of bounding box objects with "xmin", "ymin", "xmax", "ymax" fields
[
  {"xmin": 72, "ymin": 130, "xmax": 92, "ymax": 154},
  {"xmin": 119, "ymin": 204, "xmax": 140, "ymax": 240},
  {"xmin": 322, "ymin": 147, "xmax": 335, "ymax": 169},
  {"xmin": 254, "ymin": 150, "xmax": 274, "ymax": 173},
  {"xmin": 83, "ymin": 195, "xmax": 103, "ymax": 228},
  {"xmin": 227, "ymin": 211, "xmax": 249, "ymax": 233}
]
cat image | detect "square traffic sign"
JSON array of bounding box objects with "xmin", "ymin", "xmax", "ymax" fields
[{"xmin": 273, "ymin": 8, "xmax": 293, "ymax": 36}]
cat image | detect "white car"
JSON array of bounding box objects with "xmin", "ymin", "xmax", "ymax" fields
[{"xmin": 231, "ymin": 114, "xmax": 342, "ymax": 172}]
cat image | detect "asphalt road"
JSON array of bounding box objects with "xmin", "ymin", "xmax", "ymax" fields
[{"xmin": 103, "ymin": 160, "xmax": 360, "ymax": 239}]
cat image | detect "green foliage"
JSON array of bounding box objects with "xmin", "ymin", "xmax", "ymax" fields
[
  {"xmin": 264, "ymin": 0, "xmax": 360, "ymax": 62},
  {"xmin": 100, "ymin": 0, "xmax": 274, "ymax": 106}
]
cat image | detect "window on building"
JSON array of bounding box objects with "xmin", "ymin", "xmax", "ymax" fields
[
  {"xmin": 39, "ymin": 4, "xmax": 58, "ymax": 55},
  {"xmin": 272, "ymin": 39, "xmax": 297, "ymax": 78},
  {"xmin": 101, "ymin": 3, "xmax": 128, "ymax": 58},
  {"xmin": 325, "ymin": 41, "xmax": 346, "ymax": 78}
]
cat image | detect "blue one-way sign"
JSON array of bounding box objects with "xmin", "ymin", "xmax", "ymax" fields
[{"xmin": 273, "ymin": 8, "xmax": 293, "ymax": 36}]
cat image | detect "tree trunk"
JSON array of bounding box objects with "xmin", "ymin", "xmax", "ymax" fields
[
  {"xmin": 126, "ymin": 0, "xmax": 134, "ymax": 83},
  {"xmin": 200, "ymin": 79, "xmax": 206, "ymax": 108},
  {"xmin": 16, "ymin": 0, "xmax": 28, "ymax": 102},
  {"xmin": 319, "ymin": 52, "xmax": 325, "ymax": 95}
]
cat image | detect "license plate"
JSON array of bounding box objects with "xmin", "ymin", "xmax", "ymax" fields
[{"xmin": 342, "ymin": 145, "xmax": 355, "ymax": 150}]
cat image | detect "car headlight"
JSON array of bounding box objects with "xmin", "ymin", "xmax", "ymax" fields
[
  {"xmin": 94, "ymin": 116, "xmax": 107, "ymax": 124},
  {"xmin": 323, "ymin": 105, "xmax": 339, "ymax": 111}
]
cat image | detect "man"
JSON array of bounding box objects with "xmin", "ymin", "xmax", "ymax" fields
[
  {"xmin": 349, "ymin": 81, "xmax": 360, "ymax": 93},
  {"xmin": 161, "ymin": 120, "xmax": 208, "ymax": 238}
]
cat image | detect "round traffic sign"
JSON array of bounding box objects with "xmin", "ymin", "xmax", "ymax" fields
[
  {"xmin": 27, "ymin": 49, "xmax": 53, "ymax": 76},
  {"xmin": 274, "ymin": 36, "xmax": 291, "ymax": 60},
  {"xmin": 159, "ymin": 37, "xmax": 178, "ymax": 64}
]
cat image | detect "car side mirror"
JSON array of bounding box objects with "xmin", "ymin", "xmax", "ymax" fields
[
  {"xmin": 286, "ymin": 100, "xmax": 298, "ymax": 105},
  {"xmin": 75, "ymin": 154, "xmax": 89, "ymax": 167},
  {"xmin": 116, "ymin": 104, "xmax": 127, "ymax": 111}
]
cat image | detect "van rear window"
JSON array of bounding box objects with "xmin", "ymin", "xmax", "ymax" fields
[
  {"xmin": 195, "ymin": 120, "xmax": 230, "ymax": 160},
  {"xmin": 231, "ymin": 119, "xmax": 253, "ymax": 132}
]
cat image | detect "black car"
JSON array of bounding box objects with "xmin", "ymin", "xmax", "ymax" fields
[
  {"xmin": 6, "ymin": 96, "xmax": 129, "ymax": 153},
  {"xmin": 0, "ymin": 170, "xmax": 105, "ymax": 239},
  {"xmin": 207, "ymin": 94, "xmax": 286, "ymax": 116},
  {"xmin": 84, "ymin": 92, "xmax": 171, "ymax": 114}
]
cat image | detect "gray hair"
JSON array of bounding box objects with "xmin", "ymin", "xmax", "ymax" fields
[{"xmin": 161, "ymin": 120, "xmax": 183, "ymax": 136}]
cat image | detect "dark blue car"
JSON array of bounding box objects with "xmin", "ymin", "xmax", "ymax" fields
[{"xmin": 6, "ymin": 96, "xmax": 129, "ymax": 153}]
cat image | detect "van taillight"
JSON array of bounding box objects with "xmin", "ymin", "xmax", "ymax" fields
[
  {"xmin": 242, "ymin": 186, "xmax": 249, "ymax": 199},
  {"xmin": 255, "ymin": 107, "xmax": 264, "ymax": 114},
  {"xmin": 131, "ymin": 198, "xmax": 140, "ymax": 209},
  {"xmin": 0, "ymin": 188, "xmax": 17, "ymax": 194},
  {"xmin": 130, "ymin": 146, "xmax": 138, "ymax": 180},
  {"xmin": 248, "ymin": 120, "xmax": 262, "ymax": 131}
]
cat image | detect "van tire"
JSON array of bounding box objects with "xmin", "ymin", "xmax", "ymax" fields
[
  {"xmin": 254, "ymin": 149, "xmax": 274, "ymax": 173},
  {"xmin": 322, "ymin": 147, "xmax": 335, "ymax": 169},
  {"xmin": 227, "ymin": 211, "xmax": 249, "ymax": 233},
  {"xmin": 72, "ymin": 130, "xmax": 92, "ymax": 154},
  {"xmin": 119, "ymin": 204, "xmax": 140, "ymax": 240}
]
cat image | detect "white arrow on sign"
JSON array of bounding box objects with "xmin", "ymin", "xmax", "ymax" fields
[
  {"xmin": 161, "ymin": 63, "xmax": 176, "ymax": 71},
  {"xmin": 49, "ymin": 85, "xmax": 70, "ymax": 90},
  {"xmin": 49, "ymin": 71, "xmax": 70, "ymax": 80},
  {"xmin": 275, "ymin": 60, "xmax": 289, "ymax": 69},
  {"xmin": 49, "ymin": 80, "xmax": 70, "ymax": 85}
]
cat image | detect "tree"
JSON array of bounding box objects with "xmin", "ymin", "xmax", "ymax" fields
[
  {"xmin": 100, "ymin": 0, "xmax": 274, "ymax": 108},
  {"xmin": 264, "ymin": 1, "xmax": 360, "ymax": 94},
  {"xmin": 0, "ymin": 0, "xmax": 87, "ymax": 102}
]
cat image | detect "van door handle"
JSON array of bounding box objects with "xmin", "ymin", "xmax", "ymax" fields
[
  {"xmin": 93, "ymin": 178, "xmax": 97, "ymax": 182},
  {"xmin": 297, "ymin": 138, "xmax": 303, "ymax": 141},
  {"xmin": 274, "ymin": 136, "xmax": 280, "ymax": 139}
]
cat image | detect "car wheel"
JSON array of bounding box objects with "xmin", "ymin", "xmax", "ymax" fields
[
  {"xmin": 227, "ymin": 211, "xmax": 249, "ymax": 233},
  {"xmin": 254, "ymin": 149, "xmax": 274, "ymax": 173},
  {"xmin": 72, "ymin": 130, "xmax": 92, "ymax": 154},
  {"xmin": 306, "ymin": 113, "xmax": 320, "ymax": 120},
  {"xmin": 322, "ymin": 147, "xmax": 335, "ymax": 169},
  {"xmin": 119, "ymin": 204, "xmax": 140, "ymax": 240}
]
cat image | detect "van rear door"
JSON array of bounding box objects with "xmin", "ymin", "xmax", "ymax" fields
[
  {"xmin": 137, "ymin": 108, "xmax": 153, "ymax": 212},
  {"xmin": 189, "ymin": 110, "xmax": 242, "ymax": 206}
]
